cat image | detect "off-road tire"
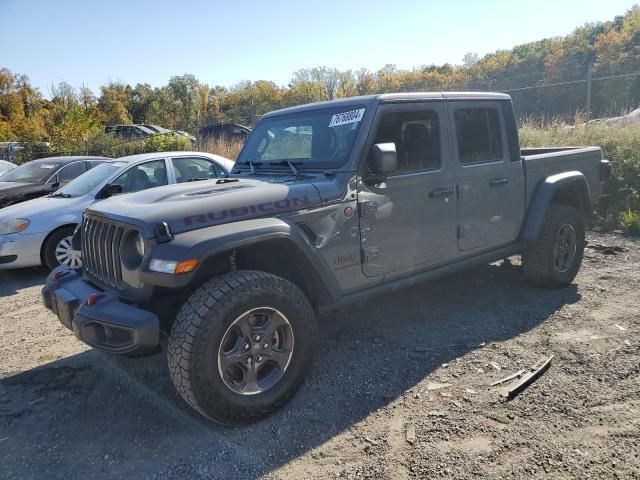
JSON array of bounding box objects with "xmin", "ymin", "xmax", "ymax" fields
[
  {"xmin": 522, "ymin": 205, "xmax": 585, "ymax": 288},
  {"xmin": 167, "ymin": 270, "xmax": 316, "ymax": 425},
  {"xmin": 42, "ymin": 226, "xmax": 77, "ymax": 270}
]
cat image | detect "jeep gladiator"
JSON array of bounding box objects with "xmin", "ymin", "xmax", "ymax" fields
[{"xmin": 42, "ymin": 92, "xmax": 611, "ymax": 424}]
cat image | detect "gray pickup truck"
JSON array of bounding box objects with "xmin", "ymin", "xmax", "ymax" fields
[{"xmin": 43, "ymin": 93, "xmax": 610, "ymax": 424}]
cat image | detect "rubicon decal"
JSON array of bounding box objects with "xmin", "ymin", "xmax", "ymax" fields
[{"xmin": 184, "ymin": 196, "xmax": 313, "ymax": 226}]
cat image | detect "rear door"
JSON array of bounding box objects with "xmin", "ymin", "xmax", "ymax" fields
[
  {"xmin": 358, "ymin": 102, "xmax": 457, "ymax": 276},
  {"xmin": 448, "ymin": 101, "xmax": 525, "ymax": 251}
]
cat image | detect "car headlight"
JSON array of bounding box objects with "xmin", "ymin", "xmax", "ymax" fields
[
  {"xmin": 135, "ymin": 232, "xmax": 146, "ymax": 257},
  {"xmin": 149, "ymin": 258, "xmax": 199, "ymax": 274},
  {"xmin": 0, "ymin": 219, "xmax": 30, "ymax": 236}
]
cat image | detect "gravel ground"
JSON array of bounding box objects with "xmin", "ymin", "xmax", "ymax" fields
[{"xmin": 0, "ymin": 232, "xmax": 638, "ymax": 479}]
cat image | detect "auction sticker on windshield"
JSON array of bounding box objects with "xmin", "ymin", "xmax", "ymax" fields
[{"xmin": 329, "ymin": 108, "xmax": 365, "ymax": 127}]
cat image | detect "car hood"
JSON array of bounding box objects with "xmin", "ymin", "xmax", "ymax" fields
[
  {"xmin": 0, "ymin": 182, "xmax": 45, "ymax": 204},
  {"xmin": 87, "ymin": 176, "xmax": 322, "ymax": 235}
]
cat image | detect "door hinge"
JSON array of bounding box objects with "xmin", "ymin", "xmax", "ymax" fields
[
  {"xmin": 358, "ymin": 201, "xmax": 377, "ymax": 217},
  {"xmin": 362, "ymin": 246, "xmax": 380, "ymax": 263}
]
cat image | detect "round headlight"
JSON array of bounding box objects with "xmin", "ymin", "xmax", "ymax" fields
[{"xmin": 135, "ymin": 232, "xmax": 146, "ymax": 257}]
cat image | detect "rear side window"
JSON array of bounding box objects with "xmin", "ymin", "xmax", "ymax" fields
[
  {"xmin": 373, "ymin": 110, "xmax": 441, "ymax": 172},
  {"xmin": 454, "ymin": 108, "xmax": 504, "ymax": 164},
  {"xmin": 172, "ymin": 157, "xmax": 219, "ymax": 183}
]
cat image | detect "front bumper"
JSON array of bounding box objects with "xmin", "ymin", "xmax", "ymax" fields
[
  {"xmin": 0, "ymin": 232, "xmax": 45, "ymax": 269},
  {"xmin": 42, "ymin": 266, "xmax": 160, "ymax": 355}
]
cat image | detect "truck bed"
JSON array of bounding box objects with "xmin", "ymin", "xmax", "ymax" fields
[{"xmin": 522, "ymin": 146, "xmax": 604, "ymax": 207}]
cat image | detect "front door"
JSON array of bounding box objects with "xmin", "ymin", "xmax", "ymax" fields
[
  {"xmin": 358, "ymin": 102, "xmax": 457, "ymax": 277},
  {"xmin": 448, "ymin": 102, "xmax": 525, "ymax": 251}
]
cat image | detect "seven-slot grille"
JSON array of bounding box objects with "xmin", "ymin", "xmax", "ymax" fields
[{"xmin": 82, "ymin": 215, "xmax": 126, "ymax": 289}]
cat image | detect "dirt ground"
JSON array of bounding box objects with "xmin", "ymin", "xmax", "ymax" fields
[{"xmin": 0, "ymin": 232, "xmax": 638, "ymax": 480}]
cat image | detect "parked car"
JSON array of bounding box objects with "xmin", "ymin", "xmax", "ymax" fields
[
  {"xmin": 43, "ymin": 93, "xmax": 610, "ymax": 425},
  {"xmin": 0, "ymin": 160, "xmax": 15, "ymax": 177},
  {"xmin": 0, "ymin": 156, "xmax": 109, "ymax": 208},
  {"xmin": 0, "ymin": 152, "xmax": 233, "ymax": 270},
  {"xmin": 106, "ymin": 124, "xmax": 196, "ymax": 144},
  {"xmin": 198, "ymin": 122, "xmax": 251, "ymax": 143}
]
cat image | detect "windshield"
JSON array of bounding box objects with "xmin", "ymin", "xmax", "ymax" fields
[
  {"xmin": 0, "ymin": 162, "xmax": 13, "ymax": 176},
  {"xmin": 56, "ymin": 162, "xmax": 125, "ymax": 197},
  {"xmin": 236, "ymin": 105, "xmax": 365, "ymax": 169},
  {"xmin": 0, "ymin": 161, "xmax": 59, "ymax": 183}
]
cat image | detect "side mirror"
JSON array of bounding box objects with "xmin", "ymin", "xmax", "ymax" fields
[
  {"xmin": 368, "ymin": 143, "xmax": 397, "ymax": 175},
  {"xmin": 100, "ymin": 184, "xmax": 123, "ymax": 198},
  {"xmin": 48, "ymin": 181, "xmax": 61, "ymax": 191}
]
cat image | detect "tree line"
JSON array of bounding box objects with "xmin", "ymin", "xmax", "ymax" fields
[{"xmin": 0, "ymin": 6, "xmax": 638, "ymax": 155}]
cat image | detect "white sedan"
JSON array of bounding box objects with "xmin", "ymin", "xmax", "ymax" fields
[{"xmin": 0, "ymin": 151, "xmax": 234, "ymax": 270}]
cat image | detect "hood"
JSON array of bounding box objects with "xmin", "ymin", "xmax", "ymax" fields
[
  {"xmin": 0, "ymin": 181, "xmax": 46, "ymax": 207},
  {"xmin": 0, "ymin": 194, "xmax": 90, "ymax": 223},
  {"xmin": 87, "ymin": 176, "xmax": 322, "ymax": 235}
]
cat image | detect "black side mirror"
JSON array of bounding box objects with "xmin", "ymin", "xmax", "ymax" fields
[
  {"xmin": 100, "ymin": 184, "xmax": 123, "ymax": 198},
  {"xmin": 47, "ymin": 181, "xmax": 60, "ymax": 192},
  {"xmin": 368, "ymin": 143, "xmax": 397, "ymax": 175}
]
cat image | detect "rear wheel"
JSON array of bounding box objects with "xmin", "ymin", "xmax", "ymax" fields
[
  {"xmin": 167, "ymin": 270, "xmax": 316, "ymax": 425},
  {"xmin": 522, "ymin": 205, "xmax": 585, "ymax": 288},
  {"xmin": 43, "ymin": 226, "xmax": 81, "ymax": 270}
]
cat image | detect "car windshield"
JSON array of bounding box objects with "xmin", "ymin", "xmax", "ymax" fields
[
  {"xmin": 236, "ymin": 105, "xmax": 365, "ymax": 169},
  {"xmin": 0, "ymin": 161, "xmax": 59, "ymax": 183},
  {"xmin": 0, "ymin": 162, "xmax": 13, "ymax": 176},
  {"xmin": 56, "ymin": 162, "xmax": 125, "ymax": 197}
]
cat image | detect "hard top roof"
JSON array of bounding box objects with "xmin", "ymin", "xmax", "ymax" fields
[{"xmin": 262, "ymin": 92, "xmax": 511, "ymax": 118}]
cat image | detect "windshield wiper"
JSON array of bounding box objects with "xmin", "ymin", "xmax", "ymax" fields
[
  {"xmin": 187, "ymin": 177, "xmax": 210, "ymax": 183},
  {"xmin": 268, "ymin": 161, "xmax": 302, "ymax": 176},
  {"xmin": 236, "ymin": 159, "xmax": 263, "ymax": 175},
  {"xmin": 48, "ymin": 192, "xmax": 72, "ymax": 198}
]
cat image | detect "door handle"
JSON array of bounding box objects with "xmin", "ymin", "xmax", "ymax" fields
[
  {"xmin": 490, "ymin": 178, "xmax": 510, "ymax": 187},
  {"xmin": 428, "ymin": 187, "xmax": 454, "ymax": 198}
]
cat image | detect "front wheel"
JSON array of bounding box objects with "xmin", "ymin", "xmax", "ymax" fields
[
  {"xmin": 43, "ymin": 226, "xmax": 82, "ymax": 270},
  {"xmin": 522, "ymin": 205, "xmax": 585, "ymax": 288},
  {"xmin": 167, "ymin": 271, "xmax": 317, "ymax": 425}
]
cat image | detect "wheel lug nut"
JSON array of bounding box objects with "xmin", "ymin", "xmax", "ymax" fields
[
  {"xmin": 254, "ymin": 335, "xmax": 261, "ymax": 342},
  {"xmin": 243, "ymin": 343, "xmax": 250, "ymax": 350},
  {"xmin": 263, "ymin": 342, "xmax": 269, "ymax": 349},
  {"xmin": 257, "ymin": 356, "xmax": 263, "ymax": 362}
]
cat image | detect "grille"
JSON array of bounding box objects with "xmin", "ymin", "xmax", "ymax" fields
[{"xmin": 82, "ymin": 215, "xmax": 126, "ymax": 289}]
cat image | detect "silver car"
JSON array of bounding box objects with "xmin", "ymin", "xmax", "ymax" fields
[{"xmin": 0, "ymin": 151, "xmax": 234, "ymax": 270}]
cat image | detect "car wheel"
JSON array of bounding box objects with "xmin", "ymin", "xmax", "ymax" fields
[
  {"xmin": 522, "ymin": 205, "xmax": 585, "ymax": 288},
  {"xmin": 167, "ymin": 270, "xmax": 316, "ymax": 425},
  {"xmin": 43, "ymin": 226, "xmax": 82, "ymax": 270}
]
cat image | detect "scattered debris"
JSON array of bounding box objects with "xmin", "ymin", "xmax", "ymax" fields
[
  {"xmin": 465, "ymin": 388, "xmax": 478, "ymax": 394},
  {"xmin": 614, "ymin": 324, "xmax": 627, "ymax": 331},
  {"xmin": 500, "ymin": 356, "xmax": 554, "ymax": 400},
  {"xmin": 489, "ymin": 361, "xmax": 502, "ymax": 371},
  {"xmin": 426, "ymin": 381, "xmax": 452, "ymax": 391},
  {"xmin": 0, "ymin": 437, "xmax": 8, "ymax": 442},
  {"xmin": 624, "ymin": 339, "xmax": 631, "ymax": 346},
  {"xmin": 428, "ymin": 410, "xmax": 447, "ymax": 417},
  {"xmin": 490, "ymin": 369, "xmax": 527, "ymax": 387},
  {"xmin": 405, "ymin": 425, "xmax": 416, "ymax": 444},
  {"xmin": 363, "ymin": 436, "xmax": 378, "ymax": 446}
]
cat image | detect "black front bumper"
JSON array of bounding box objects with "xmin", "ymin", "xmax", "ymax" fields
[{"xmin": 42, "ymin": 267, "xmax": 160, "ymax": 355}]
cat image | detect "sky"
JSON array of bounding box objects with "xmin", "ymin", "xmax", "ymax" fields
[{"xmin": 0, "ymin": 0, "xmax": 637, "ymax": 97}]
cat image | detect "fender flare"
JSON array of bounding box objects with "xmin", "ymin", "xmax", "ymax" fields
[
  {"xmin": 521, "ymin": 171, "xmax": 591, "ymax": 241},
  {"xmin": 139, "ymin": 217, "xmax": 341, "ymax": 301}
]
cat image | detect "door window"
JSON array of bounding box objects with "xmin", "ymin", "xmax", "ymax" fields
[
  {"xmin": 373, "ymin": 111, "xmax": 441, "ymax": 172},
  {"xmin": 171, "ymin": 157, "xmax": 219, "ymax": 183},
  {"xmin": 57, "ymin": 162, "xmax": 87, "ymax": 182},
  {"xmin": 454, "ymin": 108, "xmax": 504, "ymax": 164},
  {"xmin": 112, "ymin": 160, "xmax": 168, "ymax": 193}
]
